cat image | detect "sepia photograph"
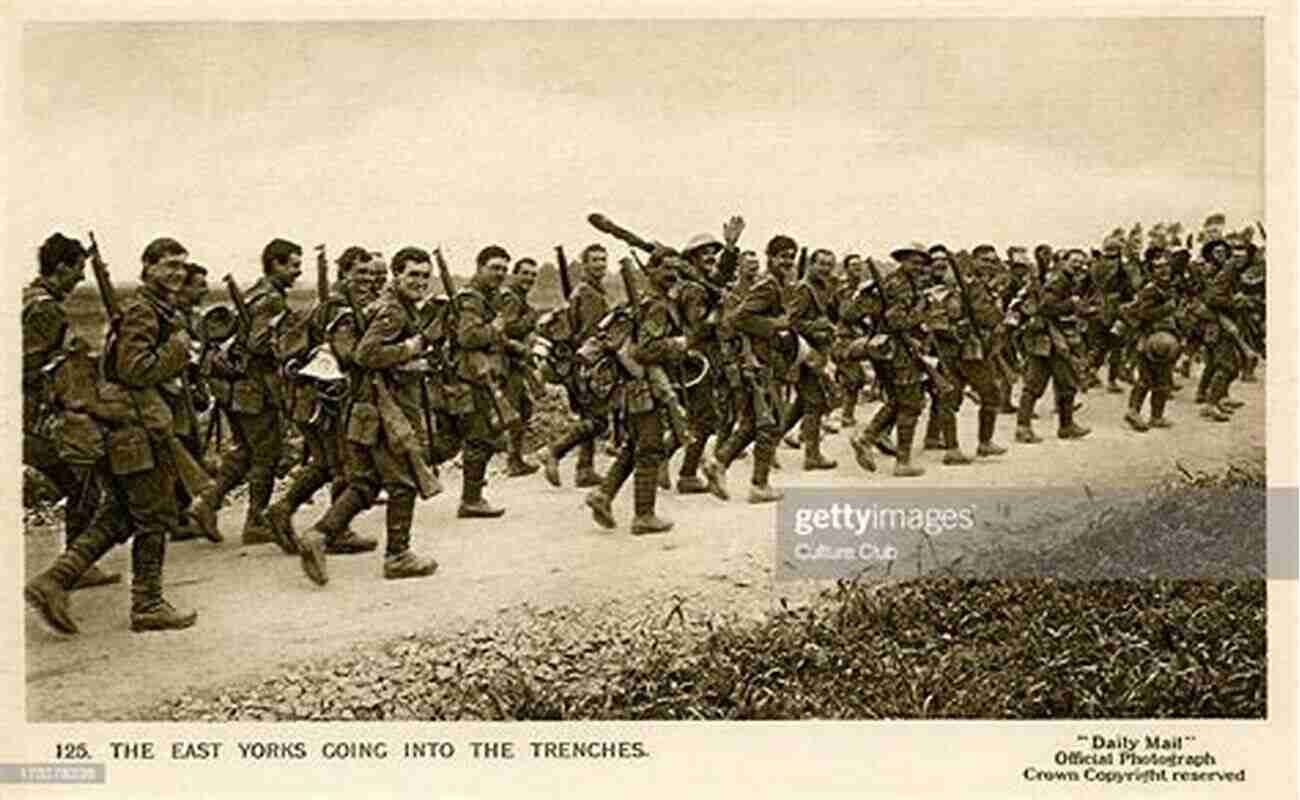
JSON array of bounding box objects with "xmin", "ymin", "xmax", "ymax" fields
[{"xmin": 4, "ymin": 4, "xmax": 1295, "ymax": 797}]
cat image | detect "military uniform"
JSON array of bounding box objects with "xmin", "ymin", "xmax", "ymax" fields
[
  {"xmin": 1122, "ymin": 277, "xmax": 1179, "ymax": 428},
  {"xmin": 267, "ymin": 283, "xmax": 378, "ymax": 555},
  {"xmin": 22, "ymin": 278, "xmax": 103, "ymax": 556},
  {"xmin": 669, "ymin": 272, "xmax": 722, "ymax": 490},
  {"xmin": 713, "ymin": 268, "xmax": 788, "ymax": 498},
  {"xmin": 496, "ymin": 280, "xmax": 540, "ymax": 475},
  {"xmin": 1202, "ymin": 258, "xmax": 1253, "ymax": 418},
  {"xmin": 930, "ymin": 262, "xmax": 1006, "ymax": 458},
  {"xmin": 867, "ymin": 266, "xmax": 930, "ymax": 476},
  {"xmin": 833, "ymin": 277, "xmax": 869, "ymax": 426},
  {"xmin": 203, "ymin": 276, "xmax": 289, "ymax": 541},
  {"xmin": 299, "ymin": 283, "xmax": 441, "ymax": 586},
  {"xmin": 585, "ymin": 278, "xmax": 684, "ymax": 532},
  {"xmin": 780, "ymin": 274, "xmax": 839, "ymax": 469},
  {"xmin": 1016, "ymin": 267, "xmax": 1090, "ymax": 441},
  {"xmin": 544, "ymin": 276, "xmax": 609, "ymax": 487},
  {"xmin": 26, "ymin": 286, "xmax": 199, "ymax": 633}
]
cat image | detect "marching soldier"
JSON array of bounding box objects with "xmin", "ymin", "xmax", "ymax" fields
[
  {"xmin": 1015, "ymin": 248, "xmax": 1092, "ymax": 443},
  {"xmin": 25, "ymin": 237, "xmax": 201, "ymax": 633},
  {"xmin": 833, "ymin": 253, "xmax": 869, "ymax": 427},
  {"xmin": 266, "ymin": 246, "xmax": 382, "ymax": 556},
  {"xmin": 780, "ymin": 247, "xmax": 839, "ymax": 470},
  {"xmin": 169, "ymin": 261, "xmax": 222, "ymax": 543},
  {"xmin": 1122, "ymin": 246, "xmax": 1183, "ymax": 431},
  {"xmin": 298, "ymin": 247, "xmax": 443, "ymax": 586},
  {"xmin": 542, "ymin": 243, "xmax": 610, "ymax": 488},
  {"xmin": 585, "ymin": 250, "xmax": 688, "ymax": 532},
  {"xmin": 22, "ymin": 233, "xmax": 116, "ymax": 588},
  {"xmin": 498, "ymin": 257, "xmax": 542, "ymax": 477},
  {"xmin": 1200, "ymin": 238, "xmax": 1257, "ymax": 422},
  {"xmin": 196, "ymin": 238, "xmax": 303, "ymax": 544}
]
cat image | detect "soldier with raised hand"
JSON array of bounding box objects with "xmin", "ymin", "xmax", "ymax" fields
[
  {"xmin": 1122, "ymin": 246, "xmax": 1183, "ymax": 431},
  {"xmin": 1015, "ymin": 248, "xmax": 1092, "ymax": 443},
  {"xmin": 22, "ymin": 233, "xmax": 116, "ymax": 588},
  {"xmin": 708, "ymin": 235, "xmax": 797, "ymax": 502},
  {"xmin": 778, "ymin": 247, "xmax": 840, "ymax": 471},
  {"xmin": 585, "ymin": 250, "xmax": 688, "ymax": 533},
  {"xmin": 498, "ymin": 257, "xmax": 542, "ymax": 477},
  {"xmin": 542, "ymin": 243, "xmax": 610, "ymax": 488},
  {"xmin": 266, "ymin": 246, "xmax": 381, "ymax": 557},
  {"xmin": 26, "ymin": 237, "xmax": 200, "ymax": 634},
  {"xmin": 197, "ymin": 238, "xmax": 302, "ymax": 545},
  {"xmin": 298, "ymin": 247, "xmax": 442, "ymax": 586}
]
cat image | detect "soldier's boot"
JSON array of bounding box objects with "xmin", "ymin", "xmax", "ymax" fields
[
  {"xmin": 458, "ymin": 464, "xmax": 505, "ymax": 519},
  {"xmin": 677, "ymin": 435, "xmax": 708, "ymax": 493},
  {"xmin": 382, "ymin": 491, "xmax": 438, "ymax": 580},
  {"xmin": 850, "ymin": 432, "xmax": 877, "ymax": 473},
  {"xmin": 975, "ymin": 408, "xmax": 1007, "ymax": 456},
  {"xmin": 129, "ymin": 532, "xmax": 197, "ymax": 633},
  {"xmin": 1056, "ymin": 394, "xmax": 1092, "ymax": 439},
  {"xmin": 1242, "ymin": 357, "xmax": 1259, "ymax": 383},
  {"xmin": 803, "ymin": 418, "xmax": 838, "ymax": 470},
  {"xmin": 748, "ymin": 483, "xmax": 784, "ymax": 504},
  {"xmin": 25, "ymin": 525, "xmax": 117, "ymax": 634},
  {"xmin": 630, "ymin": 462, "xmax": 673, "ymax": 535},
  {"xmin": 1149, "ymin": 392, "xmax": 1173, "ymax": 429},
  {"xmin": 574, "ymin": 456, "xmax": 602, "ymax": 489},
  {"xmin": 783, "ymin": 433, "xmax": 801, "ymax": 450},
  {"xmin": 300, "ymin": 486, "xmax": 369, "ymax": 586},
  {"xmin": 923, "ymin": 413, "xmax": 944, "ymax": 450},
  {"xmin": 941, "ymin": 415, "xmax": 973, "ymax": 465},
  {"xmin": 699, "ymin": 457, "xmax": 729, "ymax": 501},
  {"xmin": 748, "ymin": 440, "xmax": 781, "ymax": 503},
  {"xmin": 1220, "ymin": 397, "xmax": 1246, "ymax": 410},
  {"xmin": 506, "ymin": 428, "xmax": 539, "ymax": 477},
  {"xmin": 1000, "ymin": 383, "xmax": 1017, "ymax": 414},
  {"xmin": 839, "ymin": 390, "xmax": 859, "ymax": 427},
  {"xmin": 1015, "ymin": 391, "xmax": 1042, "ymax": 444},
  {"xmin": 585, "ymin": 488, "xmax": 617, "ymax": 530},
  {"xmin": 267, "ymin": 481, "xmax": 316, "ymax": 556},
  {"xmin": 188, "ymin": 490, "xmax": 223, "ymax": 544},
  {"xmin": 1124, "ymin": 384, "xmax": 1150, "ymax": 432},
  {"xmin": 542, "ymin": 443, "xmax": 564, "ymax": 488},
  {"xmin": 1106, "ymin": 360, "xmax": 1124, "ymax": 393},
  {"xmin": 892, "ymin": 418, "xmax": 925, "ymax": 478},
  {"xmin": 1200, "ymin": 404, "xmax": 1231, "ymax": 422},
  {"xmin": 240, "ymin": 474, "xmax": 275, "ymax": 545}
]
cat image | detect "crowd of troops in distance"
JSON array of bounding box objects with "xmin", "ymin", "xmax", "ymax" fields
[{"xmin": 21, "ymin": 212, "xmax": 1265, "ymax": 635}]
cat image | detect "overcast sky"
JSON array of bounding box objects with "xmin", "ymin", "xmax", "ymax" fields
[{"xmin": 16, "ymin": 19, "xmax": 1263, "ymax": 283}]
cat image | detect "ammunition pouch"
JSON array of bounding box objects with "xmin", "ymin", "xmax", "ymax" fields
[
  {"xmin": 345, "ymin": 401, "xmax": 381, "ymax": 446},
  {"xmin": 107, "ymin": 425, "xmax": 155, "ymax": 476},
  {"xmin": 59, "ymin": 411, "xmax": 107, "ymax": 465}
]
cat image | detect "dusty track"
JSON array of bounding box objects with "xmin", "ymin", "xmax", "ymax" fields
[{"xmin": 24, "ymin": 374, "xmax": 1266, "ymax": 721}]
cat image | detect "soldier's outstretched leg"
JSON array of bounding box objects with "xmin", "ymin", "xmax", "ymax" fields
[
  {"xmin": 586, "ymin": 433, "xmax": 634, "ymax": 530},
  {"xmin": 1056, "ymin": 391, "xmax": 1091, "ymax": 439},
  {"xmin": 630, "ymin": 412, "xmax": 671, "ymax": 535},
  {"xmin": 25, "ymin": 517, "xmax": 118, "ymax": 635},
  {"xmin": 892, "ymin": 384, "xmax": 926, "ymax": 478},
  {"xmin": 130, "ymin": 530, "xmax": 196, "ymax": 632},
  {"xmin": 1149, "ymin": 390, "xmax": 1173, "ymax": 429},
  {"xmin": 1125, "ymin": 382, "xmax": 1151, "ymax": 432},
  {"xmin": 299, "ymin": 480, "xmax": 375, "ymax": 587}
]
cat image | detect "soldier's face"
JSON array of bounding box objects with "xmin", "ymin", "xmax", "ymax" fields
[
  {"xmin": 395, "ymin": 260, "xmax": 432, "ymax": 303},
  {"xmin": 694, "ymin": 245, "xmax": 722, "ymax": 273},
  {"xmin": 183, "ymin": 276, "xmax": 208, "ymax": 308},
  {"xmin": 843, "ymin": 257, "xmax": 862, "ymax": 283},
  {"xmin": 270, "ymin": 253, "xmax": 304, "ymax": 289},
  {"xmin": 480, "ymin": 256, "xmax": 509, "ymax": 291},
  {"xmin": 810, "ymin": 251, "xmax": 835, "ymax": 281},
  {"xmin": 1151, "ymin": 262, "xmax": 1172, "ymax": 286},
  {"xmin": 649, "ymin": 256, "xmax": 680, "ymax": 291},
  {"xmin": 739, "ymin": 251, "xmax": 759, "ymax": 280},
  {"xmin": 354, "ymin": 260, "xmax": 386, "ymax": 301},
  {"xmin": 57, "ymin": 255, "xmax": 88, "ymax": 293},
  {"xmin": 584, "ymin": 250, "xmax": 608, "ymax": 283},
  {"xmin": 151, "ymin": 252, "xmax": 190, "ymax": 296},
  {"xmin": 513, "ymin": 263, "xmax": 539, "ymax": 294},
  {"xmin": 769, "ymin": 248, "xmax": 796, "ymax": 276}
]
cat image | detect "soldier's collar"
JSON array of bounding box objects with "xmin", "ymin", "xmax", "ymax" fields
[{"xmin": 33, "ymin": 275, "xmax": 67, "ymax": 301}]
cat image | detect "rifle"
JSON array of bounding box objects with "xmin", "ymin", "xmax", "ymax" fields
[
  {"xmin": 1256, "ymin": 221, "xmax": 1267, "ymax": 242},
  {"xmin": 797, "ymin": 247, "xmax": 808, "ymax": 282},
  {"xmin": 555, "ymin": 245, "xmax": 574, "ymax": 302},
  {"xmin": 90, "ymin": 234, "xmax": 214, "ymax": 501},
  {"xmin": 435, "ymin": 247, "xmax": 520, "ymax": 432},
  {"xmin": 223, "ymin": 274, "xmax": 254, "ymax": 361},
  {"xmin": 315, "ymin": 244, "xmax": 330, "ymax": 305},
  {"xmin": 619, "ymin": 256, "xmax": 694, "ymax": 450},
  {"xmin": 587, "ymin": 213, "xmax": 657, "ymax": 253}
]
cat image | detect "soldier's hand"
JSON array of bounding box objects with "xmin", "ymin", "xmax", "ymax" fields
[{"xmin": 722, "ymin": 216, "xmax": 745, "ymax": 248}]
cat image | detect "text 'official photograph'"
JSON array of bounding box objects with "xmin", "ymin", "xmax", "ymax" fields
[{"xmin": 19, "ymin": 18, "xmax": 1267, "ymax": 724}]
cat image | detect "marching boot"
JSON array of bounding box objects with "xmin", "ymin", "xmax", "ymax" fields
[
  {"xmin": 941, "ymin": 414, "xmax": 973, "ymax": 465},
  {"xmin": 1124, "ymin": 385, "xmax": 1150, "ymax": 432},
  {"xmin": 892, "ymin": 418, "xmax": 925, "ymax": 478},
  {"xmin": 505, "ymin": 427, "xmax": 539, "ymax": 477},
  {"xmin": 1000, "ymin": 382, "xmax": 1017, "ymax": 414},
  {"xmin": 700, "ymin": 457, "xmax": 729, "ymax": 500},
  {"xmin": 864, "ymin": 403, "xmax": 898, "ymax": 456},
  {"xmin": 25, "ymin": 525, "xmax": 117, "ymax": 634},
  {"xmin": 803, "ymin": 420, "xmax": 838, "ymax": 470},
  {"xmin": 188, "ymin": 486, "xmax": 223, "ymax": 544},
  {"xmin": 71, "ymin": 563, "xmax": 122, "ymax": 591},
  {"xmin": 574, "ymin": 465, "xmax": 602, "ymax": 489},
  {"xmin": 542, "ymin": 443, "xmax": 564, "ymax": 487},
  {"xmin": 923, "ymin": 412, "xmax": 944, "ymax": 450},
  {"xmin": 658, "ymin": 462, "xmax": 672, "ymax": 490},
  {"xmin": 129, "ymin": 532, "xmax": 197, "ymax": 632},
  {"xmin": 748, "ymin": 483, "xmax": 783, "ymax": 504},
  {"xmin": 1015, "ymin": 391, "xmax": 1042, "ymax": 443},
  {"xmin": 839, "ymin": 390, "xmax": 859, "ymax": 427},
  {"xmin": 975, "ymin": 408, "xmax": 1006, "ymax": 456},
  {"xmin": 1056, "ymin": 394, "xmax": 1092, "ymax": 439},
  {"xmin": 1196, "ymin": 365, "xmax": 1215, "ymax": 405},
  {"xmin": 850, "ymin": 432, "xmax": 877, "ymax": 472},
  {"xmin": 630, "ymin": 461, "xmax": 673, "ymax": 535},
  {"xmin": 1148, "ymin": 391, "xmax": 1173, "ymax": 429},
  {"xmin": 240, "ymin": 472, "xmax": 274, "ymax": 545},
  {"xmin": 748, "ymin": 441, "xmax": 782, "ymax": 503},
  {"xmin": 585, "ymin": 488, "xmax": 617, "ymax": 529},
  {"xmin": 382, "ymin": 492, "xmax": 437, "ymax": 580},
  {"xmin": 459, "ymin": 455, "xmax": 505, "ymax": 518}
]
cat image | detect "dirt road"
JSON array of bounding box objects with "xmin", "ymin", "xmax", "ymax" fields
[{"xmin": 24, "ymin": 377, "xmax": 1266, "ymax": 721}]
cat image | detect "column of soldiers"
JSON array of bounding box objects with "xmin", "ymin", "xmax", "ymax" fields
[{"xmin": 23, "ymin": 211, "xmax": 1265, "ymax": 635}]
